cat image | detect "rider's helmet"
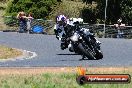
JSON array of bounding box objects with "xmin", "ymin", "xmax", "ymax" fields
[{"xmin": 56, "ymin": 15, "xmax": 67, "ymax": 26}]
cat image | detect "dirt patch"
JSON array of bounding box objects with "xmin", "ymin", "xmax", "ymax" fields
[
  {"xmin": 0, "ymin": 45, "xmax": 23, "ymax": 59},
  {"xmin": 0, "ymin": 67, "xmax": 131, "ymax": 75},
  {"xmin": 0, "ymin": 45, "xmax": 37, "ymax": 62}
]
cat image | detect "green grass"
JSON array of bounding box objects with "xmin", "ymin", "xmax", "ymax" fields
[
  {"xmin": 0, "ymin": 1, "xmax": 8, "ymax": 30},
  {"xmin": 0, "ymin": 71, "xmax": 131, "ymax": 88}
]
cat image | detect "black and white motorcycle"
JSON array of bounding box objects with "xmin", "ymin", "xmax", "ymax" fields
[
  {"xmin": 55, "ymin": 18, "xmax": 103, "ymax": 60},
  {"xmin": 66, "ymin": 22, "xmax": 103, "ymax": 60}
]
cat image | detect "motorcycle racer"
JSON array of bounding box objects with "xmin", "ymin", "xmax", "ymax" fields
[{"xmin": 54, "ymin": 14, "xmax": 68, "ymax": 50}]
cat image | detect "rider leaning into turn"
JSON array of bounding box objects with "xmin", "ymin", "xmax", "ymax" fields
[
  {"xmin": 54, "ymin": 14, "xmax": 101, "ymax": 50},
  {"xmin": 68, "ymin": 17, "xmax": 101, "ymax": 45},
  {"xmin": 54, "ymin": 15, "xmax": 67, "ymax": 40},
  {"xmin": 54, "ymin": 14, "xmax": 68, "ymax": 50}
]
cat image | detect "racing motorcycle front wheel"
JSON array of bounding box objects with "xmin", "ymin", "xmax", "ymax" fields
[
  {"xmin": 77, "ymin": 43, "xmax": 96, "ymax": 60},
  {"xmin": 95, "ymin": 50, "xmax": 103, "ymax": 60}
]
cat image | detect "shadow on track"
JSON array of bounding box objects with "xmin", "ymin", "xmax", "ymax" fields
[
  {"xmin": 57, "ymin": 54, "xmax": 101, "ymax": 61},
  {"xmin": 57, "ymin": 53, "xmax": 79, "ymax": 55},
  {"xmin": 59, "ymin": 58, "xmax": 100, "ymax": 62}
]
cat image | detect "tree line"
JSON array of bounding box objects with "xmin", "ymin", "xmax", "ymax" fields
[
  {"xmin": 5, "ymin": 0, "xmax": 57, "ymax": 19},
  {"xmin": 82, "ymin": 0, "xmax": 132, "ymax": 25},
  {"xmin": 5, "ymin": 0, "xmax": 132, "ymax": 25}
]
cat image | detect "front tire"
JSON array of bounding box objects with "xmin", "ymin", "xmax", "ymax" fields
[
  {"xmin": 77, "ymin": 43, "xmax": 95, "ymax": 60},
  {"xmin": 95, "ymin": 50, "xmax": 103, "ymax": 59}
]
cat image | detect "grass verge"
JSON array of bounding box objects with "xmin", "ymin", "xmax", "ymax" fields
[
  {"xmin": 0, "ymin": 67, "xmax": 131, "ymax": 88},
  {"xmin": 0, "ymin": 45, "xmax": 22, "ymax": 59}
]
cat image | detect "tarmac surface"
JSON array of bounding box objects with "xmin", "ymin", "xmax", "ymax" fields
[{"xmin": 0, "ymin": 32, "xmax": 132, "ymax": 67}]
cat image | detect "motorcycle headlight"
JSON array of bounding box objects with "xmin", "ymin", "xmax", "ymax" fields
[{"xmin": 70, "ymin": 33, "xmax": 79, "ymax": 42}]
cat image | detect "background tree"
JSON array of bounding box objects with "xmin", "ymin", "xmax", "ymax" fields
[
  {"xmin": 5, "ymin": 0, "xmax": 57, "ymax": 19},
  {"xmin": 5, "ymin": 0, "xmax": 132, "ymax": 24},
  {"xmin": 82, "ymin": 0, "xmax": 122, "ymax": 24},
  {"xmin": 82, "ymin": 7, "xmax": 96, "ymax": 23},
  {"xmin": 96, "ymin": 0, "xmax": 121, "ymax": 24},
  {"xmin": 120, "ymin": 0, "xmax": 132, "ymax": 25}
]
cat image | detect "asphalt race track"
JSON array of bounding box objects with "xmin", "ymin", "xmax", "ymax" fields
[{"xmin": 0, "ymin": 32, "xmax": 132, "ymax": 67}]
